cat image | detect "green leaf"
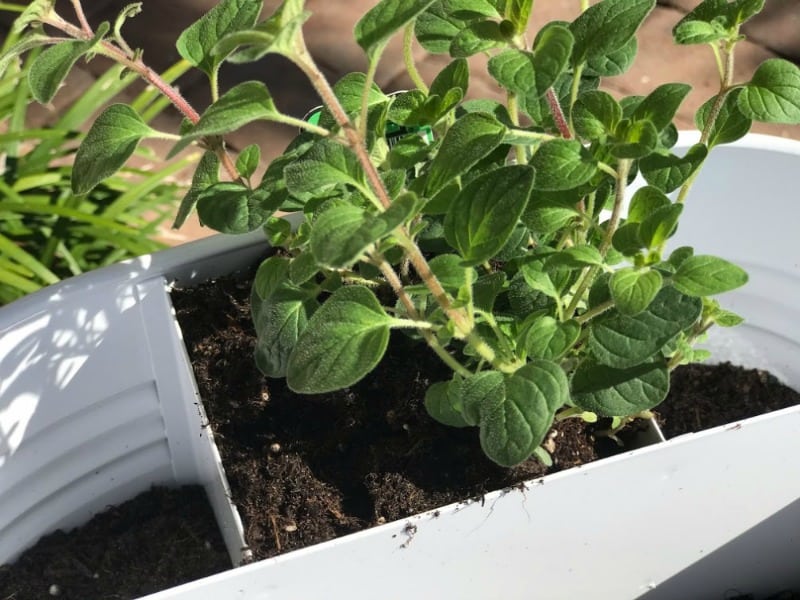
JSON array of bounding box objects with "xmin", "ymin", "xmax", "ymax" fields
[
  {"xmin": 612, "ymin": 222, "xmax": 644, "ymax": 256},
  {"xmin": 638, "ymin": 203, "xmax": 683, "ymax": 250},
  {"xmin": 176, "ymin": 0, "xmax": 261, "ymax": 75},
  {"xmin": 236, "ymin": 144, "xmax": 261, "ymax": 179},
  {"xmin": 546, "ymin": 245, "xmax": 604, "ymax": 270},
  {"xmin": 590, "ymin": 286, "xmax": 702, "ymax": 369},
  {"xmin": 673, "ymin": 18, "xmax": 728, "ymax": 45},
  {"xmin": 355, "ymin": 0, "xmax": 437, "ymax": 59},
  {"xmin": 632, "ymin": 83, "xmax": 692, "ymax": 132},
  {"xmin": 520, "ymin": 316, "xmax": 580, "ymax": 360},
  {"xmin": 430, "ymin": 58, "xmax": 470, "ymax": 97},
  {"xmin": 479, "ymin": 360, "xmax": 569, "ymax": 467},
  {"xmin": 415, "ymin": 2, "xmax": 467, "ymax": 53},
  {"xmin": 287, "ymin": 286, "xmax": 393, "ymax": 393},
  {"xmin": 585, "ymin": 36, "xmax": 637, "ymax": 77},
  {"xmin": 425, "ymin": 112, "xmax": 506, "ymax": 195},
  {"xmin": 461, "ymin": 370, "xmax": 505, "ymax": 425},
  {"xmin": 72, "ymin": 104, "xmax": 156, "ymax": 195},
  {"xmin": 672, "ymin": 255, "xmax": 748, "ymax": 296},
  {"xmin": 627, "ymin": 186, "xmax": 670, "ymax": 223},
  {"xmin": 518, "ymin": 264, "xmax": 560, "ymax": 301},
  {"xmin": 610, "ymin": 267, "xmax": 663, "ymax": 315},
  {"xmin": 573, "ymin": 90, "xmax": 623, "ymax": 140},
  {"xmin": 170, "ymin": 81, "xmax": 280, "ymax": 156},
  {"xmin": 571, "ymin": 361, "xmax": 669, "ymax": 416},
  {"xmin": 695, "ymin": 89, "xmax": 752, "ymax": 148},
  {"xmin": 714, "ymin": 309, "xmax": 745, "ymax": 327},
  {"xmin": 640, "ymin": 144, "xmax": 708, "ymax": 193},
  {"xmin": 29, "ymin": 25, "xmax": 109, "ymax": 104},
  {"xmin": 196, "ymin": 182, "xmax": 274, "ymax": 233},
  {"xmin": 211, "ymin": 0, "xmax": 311, "ymax": 64},
  {"xmin": 530, "ymin": 24, "xmax": 574, "ymax": 95},
  {"xmin": 506, "ymin": 0, "xmax": 534, "ymax": 34},
  {"xmin": 570, "ymin": 0, "xmax": 655, "ymax": 66},
  {"xmin": 427, "ymin": 254, "xmax": 477, "ymax": 292},
  {"xmin": 0, "ymin": 33, "xmax": 54, "ymax": 80},
  {"xmin": 254, "ymin": 255, "xmax": 291, "ymax": 300},
  {"xmin": 530, "ymin": 139, "xmax": 597, "ymax": 191},
  {"xmin": 424, "ymin": 381, "xmax": 471, "ymax": 427},
  {"xmin": 611, "ymin": 118, "xmax": 659, "ymax": 159},
  {"xmin": 444, "ymin": 165, "xmax": 534, "ymax": 266},
  {"xmin": 311, "ymin": 193, "xmax": 419, "ymax": 269},
  {"xmin": 450, "ymin": 19, "xmax": 507, "ymax": 57},
  {"xmin": 285, "ymin": 139, "xmax": 366, "ymax": 196},
  {"xmin": 173, "ymin": 151, "xmax": 220, "ymax": 229},
  {"xmin": 12, "ymin": 0, "xmax": 56, "ymax": 34},
  {"xmin": 738, "ymin": 59, "xmax": 800, "ymax": 124}
]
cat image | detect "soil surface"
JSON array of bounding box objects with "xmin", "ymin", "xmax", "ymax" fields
[
  {"xmin": 657, "ymin": 362, "xmax": 800, "ymax": 438},
  {"xmin": 171, "ymin": 274, "xmax": 611, "ymax": 561},
  {"xmin": 0, "ymin": 486, "xmax": 230, "ymax": 600}
]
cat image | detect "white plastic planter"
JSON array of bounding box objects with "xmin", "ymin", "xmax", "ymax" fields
[{"xmin": 1, "ymin": 132, "xmax": 798, "ymax": 599}]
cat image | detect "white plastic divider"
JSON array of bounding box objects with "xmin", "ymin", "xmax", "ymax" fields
[{"xmin": 0, "ymin": 230, "xmax": 267, "ymax": 565}]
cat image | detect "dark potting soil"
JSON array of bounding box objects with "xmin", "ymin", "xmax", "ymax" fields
[
  {"xmin": 171, "ymin": 275, "xmax": 629, "ymax": 561},
  {"xmin": 656, "ymin": 362, "xmax": 800, "ymax": 438},
  {"xmin": 0, "ymin": 486, "xmax": 230, "ymax": 600}
]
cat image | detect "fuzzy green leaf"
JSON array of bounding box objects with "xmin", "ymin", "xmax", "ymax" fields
[
  {"xmin": 444, "ymin": 165, "xmax": 534, "ymax": 266},
  {"xmin": 521, "ymin": 316, "xmax": 581, "ymax": 360},
  {"xmin": 640, "ymin": 144, "xmax": 708, "ymax": 193},
  {"xmin": 627, "ymin": 186, "xmax": 670, "ymax": 223},
  {"xmin": 610, "ymin": 268, "xmax": 663, "ymax": 315},
  {"xmin": 425, "ymin": 112, "xmax": 506, "ymax": 195},
  {"xmin": 531, "ymin": 139, "xmax": 598, "ymax": 191},
  {"xmin": 196, "ymin": 182, "xmax": 274, "ymax": 233},
  {"xmin": 173, "ymin": 151, "xmax": 220, "ymax": 229},
  {"xmin": 506, "ymin": 0, "xmax": 534, "ymax": 34},
  {"xmin": 573, "ymin": 90, "xmax": 623, "ymax": 140},
  {"xmin": 585, "ymin": 36, "xmax": 637, "ymax": 77},
  {"xmin": 570, "ymin": 0, "xmax": 655, "ymax": 66},
  {"xmin": 696, "ymin": 89, "xmax": 752, "ymax": 148},
  {"xmin": 170, "ymin": 81, "xmax": 280, "ymax": 157},
  {"xmin": 355, "ymin": 0, "xmax": 437, "ymax": 58},
  {"xmin": 571, "ymin": 361, "xmax": 669, "ymax": 416},
  {"xmin": 479, "ymin": 360, "xmax": 569, "ymax": 467},
  {"xmin": 673, "ymin": 18, "xmax": 728, "ymax": 45},
  {"xmin": 672, "ymin": 255, "xmax": 748, "ymax": 296},
  {"xmin": 530, "ymin": 24, "xmax": 574, "ymax": 95},
  {"xmin": 285, "ymin": 139, "xmax": 366, "ymax": 195},
  {"xmin": 632, "ymin": 83, "xmax": 692, "ymax": 132},
  {"xmin": 738, "ymin": 59, "xmax": 800, "ymax": 124},
  {"xmin": 236, "ymin": 144, "xmax": 261, "ymax": 180},
  {"xmin": 29, "ymin": 24, "xmax": 108, "ymax": 104},
  {"xmin": 638, "ymin": 203, "xmax": 683, "ymax": 250},
  {"xmin": 287, "ymin": 286, "xmax": 393, "ymax": 393},
  {"xmin": 430, "ymin": 58, "xmax": 470, "ymax": 97},
  {"xmin": 176, "ymin": 0, "xmax": 261, "ymax": 74},
  {"xmin": 72, "ymin": 104, "xmax": 156, "ymax": 195},
  {"xmin": 425, "ymin": 381, "xmax": 471, "ymax": 427},
  {"xmin": 590, "ymin": 286, "xmax": 702, "ymax": 369},
  {"xmin": 611, "ymin": 118, "xmax": 659, "ymax": 159},
  {"xmin": 415, "ymin": 2, "xmax": 466, "ymax": 53},
  {"xmin": 450, "ymin": 19, "xmax": 507, "ymax": 57}
]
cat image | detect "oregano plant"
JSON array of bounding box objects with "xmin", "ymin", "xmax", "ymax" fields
[{"xmin": 6, "ymin": 0, "xmax": 800, "ymax": 466}]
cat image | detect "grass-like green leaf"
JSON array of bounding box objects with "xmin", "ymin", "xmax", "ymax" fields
[
  {"xmin": 287, "ymin": 285, "xmax": 394, "ymax": 393},
  {"xmin": 738, "ymin": 59, "xmax": 800, "ymax": 124},
  {"xmin": 72, "ymin": 104, "xmax": 156, "ymax": 195},
  {"xmin": 672, "ymin": 255, "xmax": 748, "ymax": 296},
  {"xmin": 444, "ymin": 165, "xmax": 535, "ymax": 266},
  {"xmin": 355, "ymin": 0, "xmax": 437, "ymax": 59}
]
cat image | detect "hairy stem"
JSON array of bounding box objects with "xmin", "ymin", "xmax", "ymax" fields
[
  {"xmin": 70, "ymin": 0, "xmax": 91, "ymax": 34},
  {"xmin": 403, "ymin": 23, "xmax": 428, "ymax": 94},
  {"xmin": 546, "ymin": 88, "xmax": 572, "ymax": 138}
]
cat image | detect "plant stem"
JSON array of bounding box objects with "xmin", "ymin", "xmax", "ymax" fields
[
  {"xmin": 358, "ymin": 57, "xmax": 380, "ymax": 140},
  {"xmin": 546, "ymin": 88, "xmax": 572, "ymax": 138},
  {"xmin": 70, "ymin": 0, "xmax": 91, "ymax": 34},
  {"xmin": 574, "ymin": 298, "xmax": 614, "ymax": 324},
  {"xmin": 507, "ymin": 93, "xmax": 527, "ymax": 164},
  {"xmin": 403, "ymin": 23, "xmax": 428, "ymax": 94}
]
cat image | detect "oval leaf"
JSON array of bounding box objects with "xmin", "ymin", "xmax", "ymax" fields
[
  {"xmin": 287, "ymin": 286, "xmax": 393, "ymax": 393},
  {"xmin": 571, "ymin": 361, "xmax": 669, "ymax": 416},
  {"xmin": 610, "ymin": 267, "xmax": 663, "ymax": 316},
  {"xmin": 355, "ymin": 0, "xmax": 437, "ymax": 58},
  {"xmin": 738, "ymin": 58, "xmax": 800, "ymax": 124},
  {"xmin": 672, "ymin": 255, "xmax": 748, "ymax": 296},
  {"xmin": 72, "ymin": 104, "xmax": 155, "ymax": 195},
  {"xmin": 531, "ymin": 139, "xmax": 598, "ymax": 191}
]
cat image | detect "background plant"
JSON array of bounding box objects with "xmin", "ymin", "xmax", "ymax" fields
[
  {"xmin": 0, "ymin": 7, "xmax": 196, "ymax": 305},
  {"xmin": 6, "ymin": 0, "xmax": 800, "ymax": 466}
]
